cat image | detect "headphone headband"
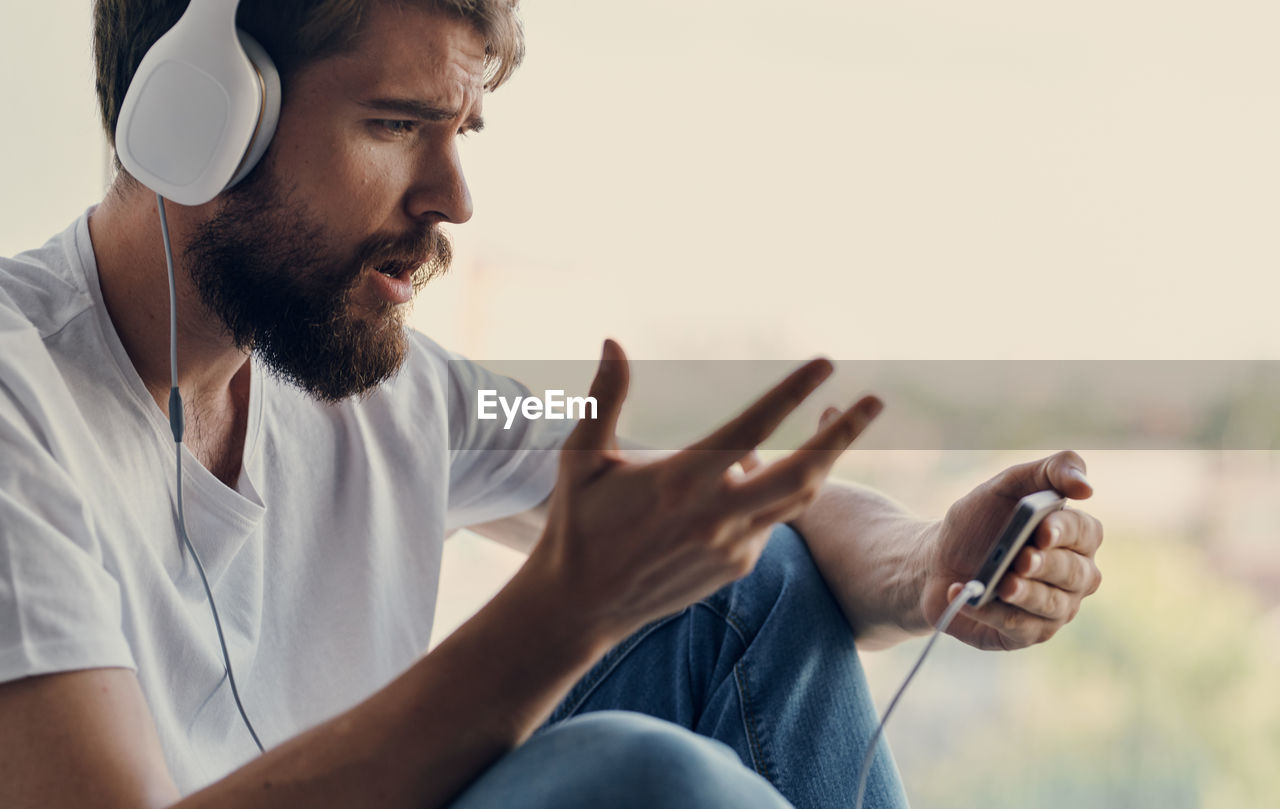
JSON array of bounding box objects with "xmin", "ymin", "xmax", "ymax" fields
[{"xmin": 179, "ymin": 0, "xmax": 242, "ymax": 29}]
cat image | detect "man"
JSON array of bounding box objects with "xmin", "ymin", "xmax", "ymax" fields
[{"xmin": 0, "ymin": 2, "xmax": 1103, "ymax": 808}]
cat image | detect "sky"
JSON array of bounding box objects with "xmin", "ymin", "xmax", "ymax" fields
[{"xmin": 2, "ymin": 0, "xmax": 1279, "ymax": 365}]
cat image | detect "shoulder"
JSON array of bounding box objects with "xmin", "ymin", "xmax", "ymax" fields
[
  {"xmin": 379, "ymin": 328, "xmax": 492, "ymax": 407},
  {"xmin": 0, "ymin": 212, "xmax": 95, "ymax": 340},
  {"xmin": 0, "ymin": 213, "xmax": 109, "ymax": 461},
  {"xmin": 403, "ymin": 328, "xmax": 457, "ymax": 380},
  {"xmin": 0, "ymin": 293, "xmax": 96, "ymax": 487},
  {"xmin": 335, "ymin": 330, "xmax": 533, "ymax": 452},
  {"xmin": 0, "ymin": 285, "xmax": 74, "ymax": 431},
  {"xmin": 396, "ymin": 330, "xmax": 516, "ymax": 437}
]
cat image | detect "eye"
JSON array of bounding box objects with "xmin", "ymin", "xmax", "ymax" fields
[{"xmin": 375, "ymin": 119, "xmax": 419, "ymax": 136}]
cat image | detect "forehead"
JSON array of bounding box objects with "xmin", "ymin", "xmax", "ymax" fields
[{"xmin": 302, "ymin": 3, "xmax": 488, "ymax": 111}]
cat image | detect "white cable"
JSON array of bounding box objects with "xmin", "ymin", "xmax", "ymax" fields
[
  {"xmin": 157, "ymin": 196, "xmax": 179, "ymax": 390},
  {"xmin": 157, "ymin": 194, "xmax": 265, "ymax": 753},
  {"xmin": 853, "ymin": 579, "xmax": 985, "ymax": 809}
]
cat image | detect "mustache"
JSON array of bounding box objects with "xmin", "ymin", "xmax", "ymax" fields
[{"xmin": 352, "ymin": 226, "xmax": 452, "ymax": 284}]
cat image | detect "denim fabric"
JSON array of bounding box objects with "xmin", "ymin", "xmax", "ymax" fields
[{"xmin": 446, "ymin": 524, "xmax": 910, "ymax": 809}]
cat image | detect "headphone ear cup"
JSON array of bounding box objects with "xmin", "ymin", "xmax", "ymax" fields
[
  {"xmin": 225, "ymin": 29, "xmax": 282, "ymax": 189},
  {"xmin": 114, "ymin": 2, "xmax": 270, "ymax": 205}
]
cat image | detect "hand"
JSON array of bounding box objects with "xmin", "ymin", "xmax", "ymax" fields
[
  {"xmin": 919, "ymin": 451, "xmax": 1104, "ymax": 651},
  {"xmin": 526, "ymin": 339, "xmax": 883, "ymax": 643}
]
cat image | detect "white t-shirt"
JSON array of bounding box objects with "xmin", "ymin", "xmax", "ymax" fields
[{"xmin": 0, "ymin": 211, "xmax": 569, "ymax": 793}]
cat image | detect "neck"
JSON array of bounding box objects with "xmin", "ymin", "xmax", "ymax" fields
[{"xmin": 88, "ymin": 180, "xmax": 250, "ymax": 413}]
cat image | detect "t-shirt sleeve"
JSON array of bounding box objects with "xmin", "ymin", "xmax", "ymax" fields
[
  {"xmin": 0, "ymin": 313, "xmax": 136, "ymax": 684},
  {"xmin": 435, "ymin": 344, "xmax": 573, "ymax": 531}
]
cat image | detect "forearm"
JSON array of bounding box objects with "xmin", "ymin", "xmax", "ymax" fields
[
  {"xmin": 176, "ymin": 560, "xmax": 612, "ymax": 809},
  {"xmin": 790, "ymin": 479, "xmax": 936, "ymax": 650}
]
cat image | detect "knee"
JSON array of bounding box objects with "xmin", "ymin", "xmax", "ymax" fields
[{"xmin": 524, "ymin": 711, "xmax": 790, "ymax": 809}]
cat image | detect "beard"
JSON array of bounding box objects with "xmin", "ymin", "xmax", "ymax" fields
[{"xmin": 183, "ymin": 166, "xmax": 451, "ymax": 403}]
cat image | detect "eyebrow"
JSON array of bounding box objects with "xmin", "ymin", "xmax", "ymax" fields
[{"xmin": 359, "ymin": 97, "xmax": 485, "ymax": 132}]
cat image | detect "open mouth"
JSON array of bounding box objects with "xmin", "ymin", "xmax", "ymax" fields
[
  {"xmin": 373, "ymin": 261, "xmax": 414, "ymax": 279},
  {"xmin": 363, "ymin": 256, "xmax": 425, "ymax": 305}
]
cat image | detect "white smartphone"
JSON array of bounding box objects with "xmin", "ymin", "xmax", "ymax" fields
[{"xmin": 969, "ymin": 490, "xmax": 1067, "ymax": 608}]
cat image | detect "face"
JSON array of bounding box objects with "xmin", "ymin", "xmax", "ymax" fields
[{"xmin": 185, "ymin": 3, "xmax": 485, "ymax": 402}]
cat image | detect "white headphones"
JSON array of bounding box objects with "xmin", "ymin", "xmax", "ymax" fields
[{"xmin": 115, "ymin": 0, "xmax": 281, "ymax": 206}]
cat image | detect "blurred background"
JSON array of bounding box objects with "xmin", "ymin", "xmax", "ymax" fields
[{"xmin": 3, "ymin": 1, "xmax": 1278, "ymax": 807}]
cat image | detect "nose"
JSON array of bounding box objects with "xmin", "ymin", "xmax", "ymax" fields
[{"xmin": 404, "ymin": 138, "xmax": 473, "ymax": 225}]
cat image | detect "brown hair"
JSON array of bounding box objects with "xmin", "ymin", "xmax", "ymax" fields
[{"xmin": 92, "ymin": 0, "xmax": 524, "ymax": 147}]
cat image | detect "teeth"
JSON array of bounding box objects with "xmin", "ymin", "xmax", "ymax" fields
[{"xmin": 377, "ymin": 265, "xmax": 399, "ymax": 277}]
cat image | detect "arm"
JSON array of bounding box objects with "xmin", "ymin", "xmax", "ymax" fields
[
  {"xmin": 474, "ymin": 441, "xmax": 1104, "ymax": 654},
  {"xmin": 789, "ymin": 479, "xmax": 935, "ymax": 650},
  {"xmin": 0, "ymin": 562, "xmax": 613, "ymax": 809},
  {"xmin": 792, "ymin": 451, "xmax": 1104, "ymax": 652}
]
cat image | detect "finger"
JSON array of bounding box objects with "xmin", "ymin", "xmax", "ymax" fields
[
  {"xmin": 560, "ymin": 339, "xmax": 630, "ymax": 460},
  {"xmin": 1032, "ymin": 509, "xmax": 1104, "ymax": 557},
  {"xmin": 726, "ymin": 395, "xmax": 883, "ymax": 510},
  {"xmin": 993, "ymin": 450, "xmax": 1093, "ymax": 501},
  {"xmin": 681, "ymin": 358, "xmax": 834, "ymax": 472},
  {"xmin": 728, "ymin": 454, "xmax": 761, "ymax": 482},
  {"xmin": 819, "ymin": 406, "xmax": 841, "ymax": 430},
  {"xmin": 737, "ymin": 449, "xmax": 763, "ymax": 474},
  {"xmin": 1027, "ymin": 547, "xmax": 1101, "ymax": 595},
  {"xmin": 1015, "ymin": 542, "xmax": 1102, "ymax": 595},
  {"xmin": 945, "ymin": 582, "xmax": 1062, "ymax": 646},
  {"xmin": 993, "ymin": 573, "xmax": 1077, "ymax": 621}
]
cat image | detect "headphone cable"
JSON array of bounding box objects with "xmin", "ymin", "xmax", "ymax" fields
[
  {"xmin": 157, "ymin": 194, "xmax": 265, "ymax": 754},
  {"xmin": 853, "ymin": 579, "xmax": 986, "ymax": 809}
]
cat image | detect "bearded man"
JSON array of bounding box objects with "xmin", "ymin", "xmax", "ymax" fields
[{"xmin": 0, "ymin": 2, "xmax": 1103, "ymax": 808}]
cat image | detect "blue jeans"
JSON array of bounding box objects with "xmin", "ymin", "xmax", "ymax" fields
[{"xmin": 446, "ymin": 524, "xmax": 910, "ymax": 809}]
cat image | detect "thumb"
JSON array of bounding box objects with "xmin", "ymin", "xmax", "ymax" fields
[
  {"xmin": 561, "ymin": 339, "xmax": 630, "ymax": 461},
  {"xmin": 1002, "ymin": 450, "xmax": 1092, "ymax": 500}
]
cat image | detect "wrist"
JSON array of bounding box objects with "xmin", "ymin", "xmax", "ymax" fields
[
  {"xmin": 899, "ymin": 519, "xmax": 940, "ymax": 636},
  {"xmin": 505, "ymin": 545, "xmax": 628, "ymax": 662}
]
